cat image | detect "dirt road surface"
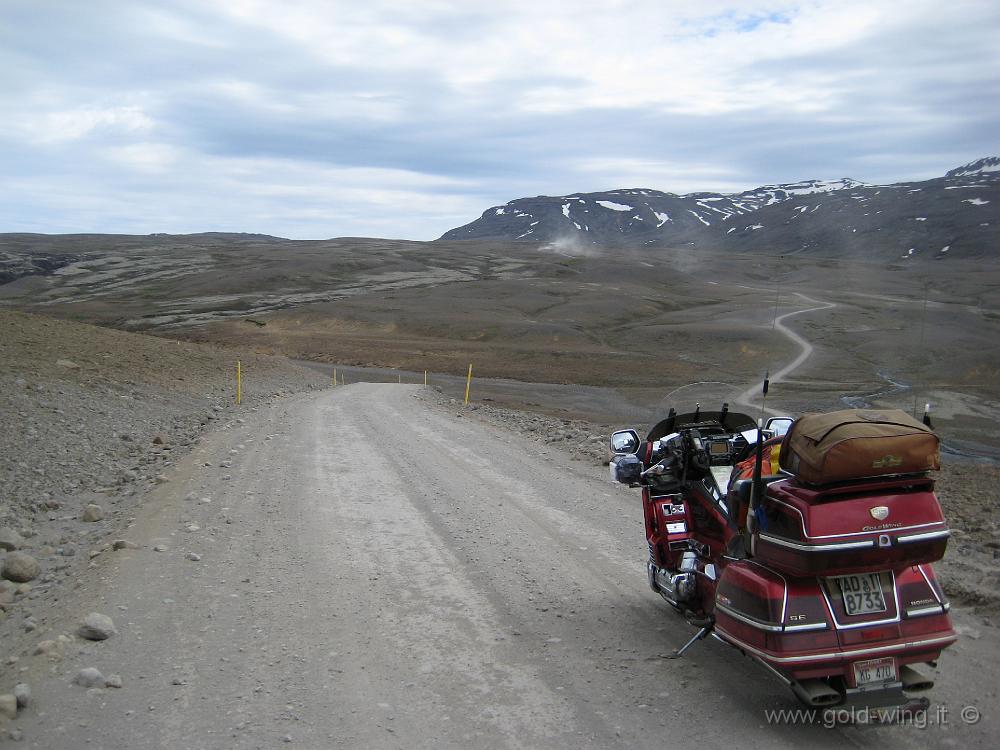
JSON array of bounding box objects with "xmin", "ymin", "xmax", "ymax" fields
[{"xmin": 12, "ymin": 385, "xmax": 996, "ymax": 748}]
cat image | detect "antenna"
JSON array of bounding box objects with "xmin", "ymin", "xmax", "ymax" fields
[
  {"xmin": 912, "ymin": 287, "xmax": 929, "ymax": 418},
  {"xmin": 750, "ymin": 374, "xmax": 770, "ymax": 529},
  {"xmin": 758, "ymin": 370, "xmax": 770, "ymax": 428}
]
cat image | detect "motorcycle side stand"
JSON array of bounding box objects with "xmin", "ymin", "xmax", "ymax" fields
[{"xmin": 666, "ymin": 625, "xmax": 713, "ymax": 659}]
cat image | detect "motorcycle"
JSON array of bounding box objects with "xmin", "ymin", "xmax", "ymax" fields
[{"xmin": 609, "ymin": 401, "xmax": 955, "ymax": 713}]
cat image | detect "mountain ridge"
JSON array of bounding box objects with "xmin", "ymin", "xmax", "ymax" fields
[{"xmin": 440, "ymin": 158, "xmax": 999, "ymax": 261}]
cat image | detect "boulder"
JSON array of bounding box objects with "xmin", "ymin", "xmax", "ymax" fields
[
  {"xmin": 81, "ymin": 504, "xmax": 104, "ymax": 522},
  {"xmin": 73, "ymin": 668, "xmax": 106, "ymax": 688},
  {"xmin": 77, "ymin": 612, "xmax": 117, "ymax": 641},
  {"xmin": 0, "ymin": 528, "xmax": 24, "ymax": 552},
  {"xmin": 13, "ymin": 683, "xmax": 30, "ymax": 709},
  {"xmin": 2, "ymin": 552, "xmax": 40, "ymax": 583}
]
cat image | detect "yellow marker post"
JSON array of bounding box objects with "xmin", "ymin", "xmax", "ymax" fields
[
  {"xmin": 424, "ymin": 370, "xmax": 427, "ymax": 387},
  {"xmin": 236, "ymin": 360, "xmax": 242, "ymax": 405},
  {"xmin": 333, "ymin": 367, "xmax": 337, "ymax": 387},
  {"xmin": 464, "ymin": 364, "xmax": 473, "ymax": 405},
  {"xmin": 398, "ymin": 373, "xmax": 401, "ymax": 384}
]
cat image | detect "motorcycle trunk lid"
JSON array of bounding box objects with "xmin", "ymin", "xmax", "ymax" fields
[{"xmin": 752, "ymin": 475, "xmax": 949, "ymax": 577}]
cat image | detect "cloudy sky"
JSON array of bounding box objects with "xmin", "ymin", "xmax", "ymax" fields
[{"xmin": 2, "ymin": 0, "xmax": 998, "ymax": 240}]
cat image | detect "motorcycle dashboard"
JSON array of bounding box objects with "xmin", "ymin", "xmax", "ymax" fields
[
  {"xmin": 708, "ymin": 440, "xmax": 729, "ymax": 456},
  {"xmin": 706, "ymin": 436, "xmax": 747, "ymax": 465}
]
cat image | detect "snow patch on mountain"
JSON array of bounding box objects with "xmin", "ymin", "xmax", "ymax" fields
[{"xmin": 596, "ymin": 200, "xmax": 634, "ymax": 211}]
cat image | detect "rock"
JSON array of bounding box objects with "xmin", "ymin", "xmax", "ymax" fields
[
  {"xmin": 0, "ymin": 694, "xmax": 16, "ymax": 720},
  {"xmin": 184, "ymin": 524, "xmax": 200, "ymax": 533},
  {"xmin": 153, "ymin": 545, "xmax": 168, "ymax": 552},
  {"xmin": 2, "ymin": 552, "xmax": 41, "ymax": 583},
  {"xmin": 13, "ymin": 683, "xmax": 30, "ymax": 709},
  {"xmin": 104, "ymin": 674, "xmax": 123, "ymax": 689},
  {"xmin": 34, "ymin": 639, "xmax": 62, "ymax": 658},
  {"xmin": 55, "ymin": 359, "xmax": 80, "ymax": 369},
  {"xmin": 152, "ymin": 435, "xmax": 166, "ymax": 445},
  {"xmin": 113, "ymin": 540, "xmax": 139, "ymax": 550},
  {"xmin": 8, "ymin": 727, "xmax": 23, "ymax": 741},
  {"xmin": 81, "ymin": 504, "xmax": 104, "ymax": 522},
  {"xmin": 78, "ymin": 612, "xmax": 117, "ymax": 640},
  {"xmin": 185, "ymin": 552, "xmax": 201, "ymax": 562},
  {"xmin": 73, "ymin": 668, "xmax": 106, "ymax": 688},
  {"xmin": 0, "ymin": 528, "xmax": 24, "ymax": 552},
  {"xmin": 155, "ymin": 474, "xmax": 169, "ymax": 484}
]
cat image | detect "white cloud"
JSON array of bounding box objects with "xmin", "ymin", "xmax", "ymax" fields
[
  {"xmin": 24, "ymin": 105, "xmax": 155, "ymax": 144},
  {"xmin": 0, "ymin": 0, "xmax": 997, "ymax": 238},
  {"xmin": 103, "ymin": 142, "xmax": 181, "ymax": 173}
]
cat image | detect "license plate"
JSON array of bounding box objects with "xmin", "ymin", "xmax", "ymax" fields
[
  {"xmin": 853, "ymin": 657, "xmax": 896, "ymax": 687},
  {"xmin": 836, "ymin": 573, "xmax": 887, "ymax": 616}
]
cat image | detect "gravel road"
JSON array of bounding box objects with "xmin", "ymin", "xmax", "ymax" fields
[{"xmin": 8, "ymin": 385, "xmax": 996, "ymax": 748}]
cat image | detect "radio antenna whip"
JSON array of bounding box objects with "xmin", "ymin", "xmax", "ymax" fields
[
  {"xmin": 913, "ymin": 287, "xmax": 929, "ymax": 418},
  {"xmin": 758, "ymin": 370, "xmax": 770, "ymax": 428},
  {"xmin": 750, "ymin": 373, "xmax": 770, "ymax": 530}
]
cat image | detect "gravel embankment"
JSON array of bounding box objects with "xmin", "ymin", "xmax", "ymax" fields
[{"xmin": 0, "ymin": 310, "xmax": 328, "ymax": 641}]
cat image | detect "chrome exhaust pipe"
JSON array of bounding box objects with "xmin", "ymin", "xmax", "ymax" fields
[
  {"xmin": 900, "ymin": 665, "xmax": 934, "ymax": 693},
  {"xmin": 792, "ymin": 679, "xmax": 842, "ymax": 707}
]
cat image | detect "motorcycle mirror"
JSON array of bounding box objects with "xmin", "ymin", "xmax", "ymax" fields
[
  {"xmin": 764, "ymin": 417, "xmax": 794, "ymax": 437},
  {"xmin": 610, "ymin": 429, "xmax": 640, "ymax": 455}
]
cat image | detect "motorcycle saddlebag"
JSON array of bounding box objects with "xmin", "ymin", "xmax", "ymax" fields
[{"xmin": 779, "ymin": 409, "xmax": 939, "ymax": 485}]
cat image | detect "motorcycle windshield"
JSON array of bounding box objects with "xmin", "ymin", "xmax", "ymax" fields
[{"xmin": 646, "ymin": 382, "xmax": 758, "ymax": 442}]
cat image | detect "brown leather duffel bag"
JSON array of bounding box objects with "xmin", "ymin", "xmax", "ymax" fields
[{"xmin": 779, "ymin": 409, "xmax": 940, "ymax": 485}]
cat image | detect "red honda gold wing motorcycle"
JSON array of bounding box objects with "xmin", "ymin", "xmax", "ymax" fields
[{"xmin": 610, "ymin": 404, "xmax": 955, "ymax": 713}]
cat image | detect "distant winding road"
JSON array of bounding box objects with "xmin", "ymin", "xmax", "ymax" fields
[{"xmin": 735, "ymin": 292, "xmax": 836, "ymax": 416}]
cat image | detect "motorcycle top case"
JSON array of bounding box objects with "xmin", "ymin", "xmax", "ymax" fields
[
  {"xmin": 779, "ymin": 409, "xmax": 939, "ymax": 486},
  {"xmin": 752, "ymin": 475, "xmax": 950, "ymax": 576}
]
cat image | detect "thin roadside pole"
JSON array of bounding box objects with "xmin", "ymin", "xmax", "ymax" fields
[
  {"xmin": 424, "ymin": 370, "xmax": 427, "ymax": 387},
  {"xmin": 333, "ymin": 367, "xmax": 337, "ymax": 387},
  {"xmin": 236, "ymin": 360, "xmax": 242, "ymax": 405},
  {"xmin": 464, "ymin": 364, "xmax": 473, "ymax": 404}
]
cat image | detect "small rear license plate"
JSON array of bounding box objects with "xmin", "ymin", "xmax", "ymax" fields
[
  {"xmin": 853, "ymin": 657, "xmax": 896, "ymax": 687},
  {"xmin": 836, "ymin": 572, "xmax": 887, "ymax": 616}
]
